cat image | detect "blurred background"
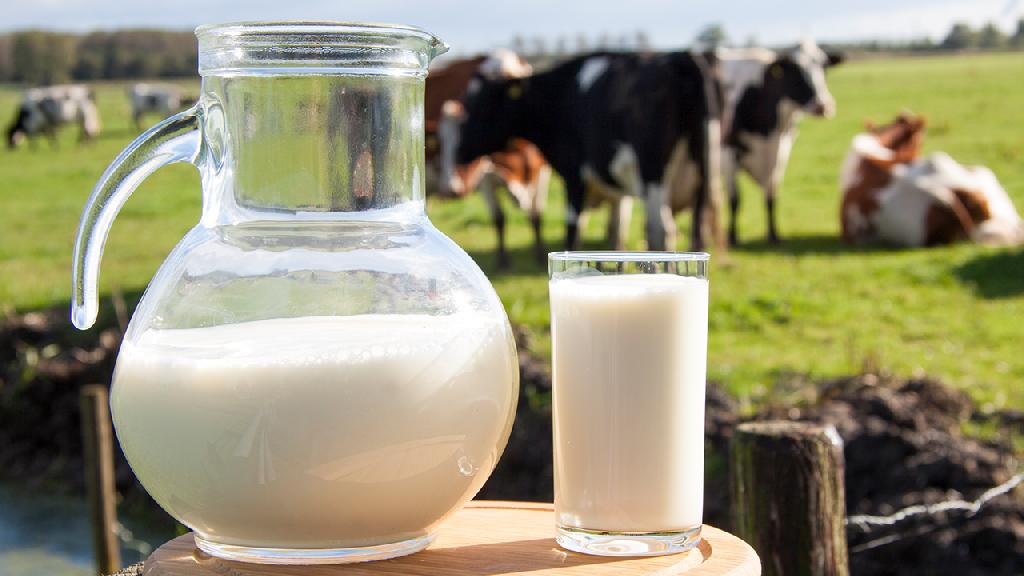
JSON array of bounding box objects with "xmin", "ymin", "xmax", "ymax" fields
[{"xmin": 1, "ymin": 1, "xmax": 1023, "ymax": 575}]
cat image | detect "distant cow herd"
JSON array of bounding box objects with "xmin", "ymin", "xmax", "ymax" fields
[
  {"xmin": 6, "ymin": 83, "xmax": 187, "ymax": 148},
  {"xmin": 7, "ymin": 45, "xmax": 1022, "ymax": 252},
  {"xmin": 431, "ymin": 41, "xmax": 1022, "ymax": 257}
]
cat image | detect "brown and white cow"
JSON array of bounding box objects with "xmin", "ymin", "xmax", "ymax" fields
[
  {"xmin": 428, "ymin": 51, "xmax": 551, "ymax": 268},
  {"xmin": 840, "ymin": 114, "xmax": 1023, "ymax": 247}
]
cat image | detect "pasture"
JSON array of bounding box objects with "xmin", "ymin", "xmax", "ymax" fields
[{"xmin": 2, "ymin": 53, "xmax": 1022, "ymax": 409}]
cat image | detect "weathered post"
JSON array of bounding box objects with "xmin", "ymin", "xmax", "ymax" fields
[
  {"xmin": 731, "ymin": 420, "xmax": 848, "ymax": 576},
  {"xmin": 81, "ymin": 384, "xmax": 121, "ymax": 575}
]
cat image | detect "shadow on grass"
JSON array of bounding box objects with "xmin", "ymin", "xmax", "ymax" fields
[
  {"xmin": 731, "ymin": 234, "xmax": 902, "ymax": 256},
  {"xmin": 466, "ymin": 233, "xmax": 905, "ymax": 273},
  {"xmin": 954, "ymin": 248, "xmax": 1024, "ymax": 299}
]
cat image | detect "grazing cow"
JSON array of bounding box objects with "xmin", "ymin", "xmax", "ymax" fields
[
  {"xmin": 719, "ymin": 40, "xmax": 844, "ymax": 244},
  {"xmin": 428, "ymin": 51, "xmax": 551, "ymax": 267},
  {"xmin": 452, "ymin": 51, "xmax": 724, "ymax": 252},
  {"xmin": 7, "ymin": 85, "xmax": 100, "ymax": 148},
  {"xmin": 840, "ymin": 114, "xmax": 1023, "ymax": 247},
  {"xmin": 128, "ymin": 83, "xmax": 182, "ymax": 129}
]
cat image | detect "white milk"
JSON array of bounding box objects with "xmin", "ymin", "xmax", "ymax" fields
[
  {"xmin": 111, "ymin": 314, "xmax": 518, "ymax": 549},
  {"xmin": 550, "ymin": 274, "xmax": 708, "ymax": 532}
]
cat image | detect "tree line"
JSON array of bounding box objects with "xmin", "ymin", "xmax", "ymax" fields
[
  {"xmin": 0, "ymin": 30, "xmax": 197, "ymax": 85},
  {"xmin": 2, "ymin": 19, "xmax": 1023, "ymax": 85},
  {"xmin": 513, "ymin": 20, "xmax": 1024, "ymax": 58},
  {"xmin": 938, "ymin": 20, "xmax": 1024, "ymax": 50},
  {"xmin": 827, "ymin": 20, "xmax": 1024, "ymax": 54}
]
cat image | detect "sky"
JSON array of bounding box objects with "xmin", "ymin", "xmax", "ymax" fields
[{"xmin": 5, "ymin": 0, "xmax": 1023, "ymax": 54}]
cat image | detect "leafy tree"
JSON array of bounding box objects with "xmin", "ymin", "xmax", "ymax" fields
[
  {"xmin": 1013, "ymin": 18, "xmax": 1024, "ymax": 48},
  {"xmin": 634, "ymin": 30, "xmax": 651, "ymax": 51},
  {"xmin": 1, "ymin": 29, "xmax": 198, "ymax": 83},
  {"xmin": 72, "ymin": 52, "xmax": 104, "ymax": 80},
  {"xmin": 695, "ymin": 23, "xmax": 728, "ymax": 50},
  {"xmin": 575, "ymin": 33, "xmax": 589, "ymax": 53},
  {"xmin": 942, "ymin": 22, "xmax": 976, "ymax": 50},
  {"xmin": 11, "ymin": 31, "xmax": 75, "ymax": 84},
  {"xmin": 0, "ymin": 35, "xmax": 12, "ymax": 81},
  {"xmin": 976, "ymin": 22, "xmax": 1006, "ymax": 49}
]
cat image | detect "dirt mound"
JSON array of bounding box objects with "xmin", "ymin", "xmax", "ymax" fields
[
  {"xmin": 484, "ymin": 341, "xmax": 1023, "ymax": 575},
  {"xmin": 771, "ymin": 374, "xmax": 1024, "ymax": 576},
  {"xmin": 0, "ymin": 309, "xmax": 123, "ymax": 488}
]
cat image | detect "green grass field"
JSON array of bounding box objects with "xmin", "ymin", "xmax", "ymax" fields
[{"xmin": 2, "ymin": 53, "xmax": 1023, "ymax": 409}]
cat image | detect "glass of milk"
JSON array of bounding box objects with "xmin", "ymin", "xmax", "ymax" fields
[{"xmin": 549, "ymin": 251, "xmax": 709, "ymax": 556}]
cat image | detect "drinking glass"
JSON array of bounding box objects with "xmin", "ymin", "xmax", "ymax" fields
[{"xmin": 548, "ymin": 251, "xmax": 709, "ymax": 556}]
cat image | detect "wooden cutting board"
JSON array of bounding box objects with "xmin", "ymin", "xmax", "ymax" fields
[{"xmin": 142, "ymin": 501, "xmax": 760, "ymax": 575}]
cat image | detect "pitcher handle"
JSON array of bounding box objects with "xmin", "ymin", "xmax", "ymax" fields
[{"xmin": 72, "ymin": 105, "xmax": 202, "ymax": 330}]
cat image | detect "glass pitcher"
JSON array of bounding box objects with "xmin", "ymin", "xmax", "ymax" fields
[{"xmin": 71, "ymin": 22, "xmax": 519, "ymax": 565}]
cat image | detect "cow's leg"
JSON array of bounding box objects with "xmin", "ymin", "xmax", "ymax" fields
[
  {"xmin": 704, "ymin": 191, "xmax": 726, "ymax": 253},
  {"xmin": 662, "ymin": 203, "xmax": 677, "ymax": 251},
  {"xmin": 698, "ymin": 118, "xmax": 726, "ymax": 252},
  {"xmin": 765, "ymin": 184, "xmax": 780, "ymax": 244},
  {"xmin": 764, "ymin": 130, "xmax": 794, "ymax": 244},
  {"xmin": 644, "ymin": 184, "xmax": 674, "ymax": 251},
  {"xmin": 563, "ymin": 172, "xmax": 586, "ymax": 251},
  {"xmin": 529, "ymin": 212, "xmax": 544, "ymax": 264},
  {"xmin": 727, "ymin": 162, "xmax": 740, "ymax": 246},
  {"xmin": 606, "ymin": 196, "xmax": 633, "ymax": 250},
  {"xmin": 607, "ymin": 197, "xmax": 619, "ymax": 247},
  {"xmin": 690, "ymin": 157, "xmax": 708, "ymax": 252},
  {"xmin": 480, "ymin": 177, "xmax": 509, "ymax": 269},
  {"xmin": 529, "ymin": 165, "xmax": 551, "ymax": 264},
  {"xmin": 689, "ymin": 180, "xmax": 707, "ymax": 251}
]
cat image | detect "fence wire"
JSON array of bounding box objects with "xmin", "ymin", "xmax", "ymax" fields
[{"xmin": 845, "ymin": 471, "xmax": 1023, "ymax": 553}]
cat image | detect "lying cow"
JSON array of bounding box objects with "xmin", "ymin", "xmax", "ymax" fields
[
  {"xmin": 452, "ymin": 50, "xmax": 724, "ymax": 252},
  {"xmin": 720, "ymin": 40, "xmax": 843, "ymax": 244},
  {"xmin": 428, "ymin": 51, "xmax": 551, "ymax": 267},
  {"xmin": 7, "ymin": 85, "xmax": 101, "ymax": 148},
  {"xmin": 840, "ymin": 114, "xmax": 1023, "ymax": 247},
  {"xmin": 128, "ymin": 83, "xmax": 182, "ymax": 129}
]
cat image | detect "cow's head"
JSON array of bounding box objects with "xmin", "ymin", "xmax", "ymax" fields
[
  {"xmin": 440, "ymin": 50, "xmax": 532, "ymax": 196},
  {"xmin": 454, "ymin": 75, "xmax": 527, "ymax": 162},
  {"xmin": 866, "ymin": 113, "xmax": 927, "ymax": 164},
  {"xmin": 773, "ymin": 39, "xmax": 843, "ymax": 118}
]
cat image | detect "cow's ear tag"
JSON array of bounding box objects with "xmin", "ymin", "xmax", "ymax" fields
[
  {"xmin": 770, "ymin": 63, "xmax": 783, "ymax": 79},
  {"xmin": 507, "ymin": 83, "xmax": 523, "ymax": 100}
]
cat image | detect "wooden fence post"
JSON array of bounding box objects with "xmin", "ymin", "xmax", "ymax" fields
[
  {"xmin": 731, "ymin": 420, "xmax": 849, "ymax": 576},
  {"xmin": 81, "ymin": 384, "xmax": 121, "ymax": 575}
]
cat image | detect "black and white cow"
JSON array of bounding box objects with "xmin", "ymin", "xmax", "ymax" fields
[
  {"xmin": 453, "ymin": 51, "xmax": 724, "ymax": 252},
  {"xmin": 719, "ymin": 39, "xmax": 843, "ymax": 244},
  {"xmin": 128, "ymin": 83, "xmax": 183, "ymax": 129},
  {"xmin": 7, "ymin": 85, "xmax": 101, "ymax": 149}
]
